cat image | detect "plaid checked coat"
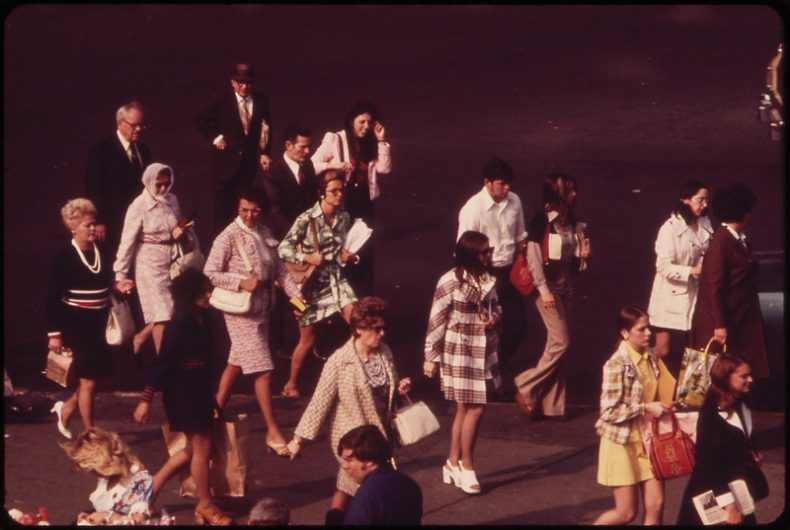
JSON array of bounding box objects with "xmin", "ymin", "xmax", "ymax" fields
[
  {"xmin": 594, "ymin": 341, "xmax": 661, "ymax": 444},
  {"xmin": 424, "ymin": 269, "xmax": 502, "ymax": 404},
  {"xmin": 294, "ymin": 338, "xmax": 398, "ymax": 494}
]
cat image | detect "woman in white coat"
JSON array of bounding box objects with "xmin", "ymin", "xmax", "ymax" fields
[{"xmin": 646, "ymin": 180, "xmax": 712, "ymax": 375}]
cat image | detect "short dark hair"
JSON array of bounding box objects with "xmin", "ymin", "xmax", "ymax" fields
[
  {"xmin": 171, "ymin": 268, "xmax": 212, "ymax": 319},
  {"xmin": 283, "ymin": 123, "xmax": 311, "ymax": 145},
  {"xmin": 482, "ymin": 157, "xmax": 514, "ymax": 183},
  {"xmin": 350, "ymin": 297, "xmax": 387, "ymax": 337},
  {"xmin": 616, "ymin": 306, "xmax": 648, "ymax": 339},
  {"xmin": 337, "ymin": 425, "xmax": 391, "ymax": 465},
  {"xmin": 236, "ymin": 185, "xmax": 267, "ymax": 210},
  {"xmin": 454, "ymin": 230, "xmax": 490, "ymax": 280},
  {"xmin": 248, "ymin": 497, "xmax": 290, "ymax": 526},
  {"xmin": 317, "ymin": 169, "xmax": 345, "ymax": 200},
  {"xmin": 673, "ymin": 179, "xmax": 708, "ymax": 225},
  {"xmin": 712, "ymin": 183, "xmax": 756, "ymax": 223}
]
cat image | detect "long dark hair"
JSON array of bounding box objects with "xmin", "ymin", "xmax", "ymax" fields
[
  {"xmin": 708, "ymin": 352, "xmax": 752, "ymax": 415},
  {"xmin": 672, "ymin": 179, "xmax": 708, "ymax": 225},
  {"xmin": 171, "ymin": 268, "xmax": 212, "ymax": 320},
  {"xmin": 542, "ymin": 173, "xmax": 577, "ymax": 225},
  {"xmin": 454, "ymin": 231, "xmax": 490, "ymax": 282},
  {"xmin": 343, "ymin": 101, "xmax": 379, "ymax": 164}
]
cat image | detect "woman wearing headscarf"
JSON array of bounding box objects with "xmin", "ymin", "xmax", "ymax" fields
[{"xmin": 114, "ymin": 163, "xmax": 195, "ymax": 354}]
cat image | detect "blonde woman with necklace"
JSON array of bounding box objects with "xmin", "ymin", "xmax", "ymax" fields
[
  {"xmin": 48, "ymin": 199, "xmax": 134, "ymax": 438},
  {"xmin": 423, "ymin": 230, "xmax": 502, "ymax": 495},
  {"xmin": 278, "ymin": 169, "xmax": 360, "ymax": 397},
  {"xmin": 285, "ymin": 297, "xmax": 411, "ymax": 524}
]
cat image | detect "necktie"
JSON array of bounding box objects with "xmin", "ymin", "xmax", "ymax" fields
[
  {"xmin": 129, "ymin": 143, "xmax": 141, "ymax": 168},
  {"xmin": 297, "ymin": 164, "xmax": 304, "ymax": 185},
  {"xmin": 240, "ymin": 98, "xmax": 250, "ymax": 135}
]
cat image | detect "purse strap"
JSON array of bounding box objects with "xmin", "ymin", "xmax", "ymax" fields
[
  {"xmin": 652, "ymin": 410, "xmax": 680, "ymax": 437},
  {"xmin": 309, "ymin": 218, "xmax": 319, "ymax": 249},
  {"xmin": 336, "ymin": 132, "xmax": 345, "ymax": 163},
  {"xmin": 703, "ymin": 337, "xmax": 726, "ymax": 355},
  {"xmin": 233, "ymin": 233, "xmax": 254, "ymax": 274}
]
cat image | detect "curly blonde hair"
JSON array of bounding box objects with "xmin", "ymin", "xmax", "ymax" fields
[
  {"xmin": 60, "ymin": 427, "xmax": 144, "ymax": 480},
  {"xmin": 60, "ymin": 198, "xmax": 97, "ymax": 231}
]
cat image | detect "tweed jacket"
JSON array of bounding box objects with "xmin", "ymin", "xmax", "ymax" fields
[
  {"xmin": 204, "ymin": 220, "xmax": 300, "ymax": 316},
  {"xmin": 647, "ymin": 214, "xmax": 713, "ymax": 330},
  {"xmin": 295, "ymin": 338, "xmax": 398, "ymax": 453},
  {"xmin": 424, "ymin": 269, "xmax": 502, "ymax": 404},
  {"xmin": 595, "ymin": 341, "xmax": 662, "ymax": 444}
]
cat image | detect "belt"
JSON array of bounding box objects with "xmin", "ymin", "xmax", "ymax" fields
[
  {"xmin": 139, "ymin": 239, "xmax": 175, "ymax": 245},
  {"xmin": 62, "ymin": 297, "xmax": 109, "ymax": 309}
]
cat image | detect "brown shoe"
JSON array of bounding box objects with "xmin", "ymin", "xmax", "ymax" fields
[
  {"xmin": 194, "ymin": 504, "xmax": 232, "ymax": 525},
  {"xmin": 514, "ymin": 392, "xmax": 539, "ymax": 418}
]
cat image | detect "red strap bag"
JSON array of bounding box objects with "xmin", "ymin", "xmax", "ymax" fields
[
  {"xmin": 509, "ymin": 247, "xmax": 534, "ymax": 295},
  {"xmin": 647, "ymin": 411, "xmax": 696, "ymax": 480}
]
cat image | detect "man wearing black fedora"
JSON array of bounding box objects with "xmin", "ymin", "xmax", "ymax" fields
[{"xmin": 194, "ymin": 63, "xmax": 272, "ymax": 234}]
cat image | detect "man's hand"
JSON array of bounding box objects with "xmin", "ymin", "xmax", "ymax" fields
[
  {"xmin": 95, "ymin": 224, "xmax": 107, "ymax": 242},
  {"xmin": 215, "ymin": 138, "xmax": 227, "ymax": 150},
  {"xmin": 260, "ymin": 154, "xmax": 272, "ymax": 170}
]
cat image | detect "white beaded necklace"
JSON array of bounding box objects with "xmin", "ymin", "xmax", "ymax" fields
[{"xmin": 71, "ymin": 239, "xmax": 101, "ymax": 274}]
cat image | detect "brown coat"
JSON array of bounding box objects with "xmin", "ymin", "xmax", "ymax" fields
[{"xmin": 691, "ymin": 226, "xmax": 768, "ymax": 378}]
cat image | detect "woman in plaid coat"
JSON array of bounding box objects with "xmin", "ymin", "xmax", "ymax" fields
[
  {"xmin": 423, "ymin": 231, "xmax": 502, "ymax": 495},
  {"xmin": 593, "ymin": 306, "xmax": 672, "ymax": 525}
]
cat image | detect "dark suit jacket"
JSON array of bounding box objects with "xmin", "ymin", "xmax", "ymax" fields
[
  {"xmin": 676, "ymin": 394, "xmax": 761, "ymax": 525},
  {"xmin": 691, "ymin": 226, "xmax": 768, "ymax": 377},
  {"xmin": 193, "ymin": 88, "xmax": 270, "ymax": 186},
  {"xmin": 262, "ymin": 157, "xmax": 318, "ymax": 239},
  {"xmin": 84, "ymin": 134, "xmax": 151, "ymax": 248}
]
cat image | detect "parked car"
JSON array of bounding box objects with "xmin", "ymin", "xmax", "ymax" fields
[
  {"xmin": 754, "ymin": 250, "xmax": 784, "ymax": 411},
  {"xmin": 758, "ymin": 43, "xmax": 783, "ymax": 140}
]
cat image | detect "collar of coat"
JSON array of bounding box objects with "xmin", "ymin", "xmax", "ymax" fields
[
  {"xmin": 718, "ymin": 402, "xmax": 753, "ymax": 437},
  {"xmin": 610, "ymin": 340, "xmax": 660, "ymax": 379},
  {"xmin": 668, "ymin": 213, "xmax": 713, "ymax": 237}
]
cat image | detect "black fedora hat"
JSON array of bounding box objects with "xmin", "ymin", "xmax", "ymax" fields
[{"xmin": 231, "ymin": 63, "xmax": 257, "ymax": 83}]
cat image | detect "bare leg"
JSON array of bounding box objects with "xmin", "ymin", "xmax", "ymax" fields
[
  {"xmin": 254, "ymin": 371, "xmax": 286, "ymax": 444},
  {"xmin": 330, "ymin": 490, "xmax": 352, "ymax": 511},
  {"xmin": 77, "ymin": 378, "xmax": 98, "ymax": 429},
  {"xmin": 190, "ymin": 432, "xmax": 214, "ymax": 510},
  {"xmin": 152, "ymin": 445, "xmax": 191, "ymax": 498},
  {"xmin": 60, "ymin": 389, "xmax": 80, "ymax": 428},
  {"xmin": 133, "ymin": 322, "xmax": 154, "ymax": 354},
  {"xmin": 215, "ymin": 364, "xmax": 242, "ymax": 409},
  {"xmin": 459, "ymin": 404, "xmax": 485, "ymax": 469},
  {"xmin": 641, "ymin": 478, "xmax": 665, "ymax": 525},
  {"xmin": 593, "ymin": 485, "xmax": 639, "ymax": 525},
  {"xmin": 448, "ymin": 402, "xmax": 465, "ymax": 466},
  {"xmin": 653, "ymin": 331, "xmax": 671, "ymax": 359},
  {"xmin": 152, "ymin": 322, "xmax": 166, "ymax": 354},
  {"xmin": 284, "ymin": 325, "xmax": 315, "ymax": 395}
]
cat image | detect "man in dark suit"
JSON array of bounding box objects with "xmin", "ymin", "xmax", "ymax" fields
[
  {"xmin": 194, "ymin": 63, "xmax": 272, "ymax": 234},
  {"xmin": 263, "ymin": 124, "xmax": 317, "ymax": 358},
  {"xmin": 85, "ymin": 101, "xmax": 151, "ymax": 252},
  {"xmin": 262, "ymin": 123, "xmax": 318, "ymax": 240}
]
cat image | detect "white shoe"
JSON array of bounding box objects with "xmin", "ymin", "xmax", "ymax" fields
[
  {"xmin": 50, "ymin": 401, "xmax": 73, "ymax": 440},
  {"xmin": 458, "ymin": 461, "xmax": 481, "ymax": 494},
  {"xmin": 442, "ymin": 459, "xmax": 460, "ymax": 486}
]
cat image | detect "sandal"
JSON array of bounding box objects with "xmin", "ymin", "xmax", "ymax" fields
[
  {"xmin": 194, "ymin": 504, "xmax": 232, "ymax": 526},
  {"xmin": 266, "ymin": 437, "xmax": 292, "ymax": 457},
  {"xmin": 458, "ymin": 461, "xmax": 481, "ymax": 495},
  {"xmin": 279, "ymin": 385, "xmax": 300, "ymax": 398},
  {"xmin": 442, "ymin": 459, "xmax": 460, "ymax": 486},
  {"xmin": 514, "ymin": 392, "xmax": 539, "ymax": 419}
]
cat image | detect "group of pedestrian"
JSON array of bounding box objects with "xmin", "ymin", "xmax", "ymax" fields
[{"xmin": 45, "ymin": 60, "xmax": 771, "ymax": 525}]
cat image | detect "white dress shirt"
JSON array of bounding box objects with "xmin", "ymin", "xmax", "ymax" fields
[
  {"xmin": 723, "ymin": 223, "xmax": 748, "ymax": 248},
  {"xmin": 457, "ymin": 186, "xmax": 527, "ymax": 267},
  {"xmin": 116, "ymin": 129, "xmax": 140, "ymax": 163},
  {"xmin": 283, "ymin": 152, "xmax": 302, "ymax": 185}
]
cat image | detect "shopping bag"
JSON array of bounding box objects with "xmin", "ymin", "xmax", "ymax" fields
[
  {"xmin": 392, "ymin": 395, "xmax": 440, "ymax": 446},
  {"xmin": 675, "ymin": 338, "xmax": 721, "ymax": 410},
  {"xmin": 646, "ymin": 411, "xmax": 696, "ymax": 480},
  {"xmin": 45, "ymin": 348, "xmax": 75, "ymax": 388},
  {"xmin": 639, "ymin": 411, "xmax": 699, "ymax": 456},
  {"xmin": 161, "ymin": 413, "xmax": 251, "ymax": 498},
  {"xmin": 169, "ymin": 244, "xmax": 205, "ymax": 280},
  {"xmin": 106, "ymin": 294, "xmax": 135, "ymax": 345}
]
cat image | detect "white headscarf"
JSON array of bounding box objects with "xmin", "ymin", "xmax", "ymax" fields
[{"xmin": 142, "ymin": 162, "xmax": 175, "ymax": 204}]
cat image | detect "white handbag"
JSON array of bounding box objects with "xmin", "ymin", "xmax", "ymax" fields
[
  {"xmin": 392, "ymin": 394, "xmax": 440, "ymax": 446},
  {"xmin": 209, "ymin": 234, "xmax": 254, "ymax": 314},
  {"xmin": 170, "ymin": 242, "xmax": 205, "ymax": 280},
  {"xmin": 106, "ymin": 294, "xmax": 135, "ymax": 345}
]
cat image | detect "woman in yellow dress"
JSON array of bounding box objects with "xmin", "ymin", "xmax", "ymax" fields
[{"xmin": 593, "ymin": 306, "xmax": 672, "ymax": 525}]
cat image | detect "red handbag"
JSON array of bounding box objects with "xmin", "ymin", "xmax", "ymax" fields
[
  {"xmin": 509, "ymin": 251, "xmax": 534, "ymax": 295},
  {"xmin": 647, "ymin": 411, "xmax": 696, "ymax": 480}
]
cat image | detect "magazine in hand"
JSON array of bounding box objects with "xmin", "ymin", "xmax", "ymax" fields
[
  {"xmin": 338, "ymin": 218, "xmax": 373, "ymax": 266},
  {"xmin": 692, "ymin": 479, "xmax": 755, "ymax": 525}
]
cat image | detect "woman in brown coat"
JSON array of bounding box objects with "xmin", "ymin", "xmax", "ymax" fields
[{"xmin": 691, "ymin": 183, "xmax": 769, "ymax": 378}]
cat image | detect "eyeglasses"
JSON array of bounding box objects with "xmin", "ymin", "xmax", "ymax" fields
[
  {"xmin": 362, "ymin": 324, "xmax": 385, "ymax": 333},
  {"xmin": 239, "ymin": 207, "xmax": 262, "ymax": 214},
  {"xmin": 325, "ymin": 188, "xmax": 344, "ymax": 196},
  {"xmin": 122, "ymin": 119, "xmax": 146, "ymax": 130}
]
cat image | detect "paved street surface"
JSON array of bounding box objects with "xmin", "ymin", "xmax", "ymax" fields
[{"xmin": 3, "ymin": 391, "xmax": 785, "ymax": 525}]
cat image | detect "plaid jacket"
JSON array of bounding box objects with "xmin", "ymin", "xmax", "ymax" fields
[
  {"xmin": 424, "ymin": 269, "xmax": 501, "ymax": 404},
  {"xmin": 594, "ymin": 341, "xmax": 660, "ymax": 444}
]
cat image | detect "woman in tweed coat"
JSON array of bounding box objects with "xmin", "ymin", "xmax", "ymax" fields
[
  {"xmin": 423, "ymin": 231, "xmax": 502, "ymax": 495},
  {"xmin": 593, "ymin": 306, "xmax": 672, "ymax": 525},
  {"xmin": 204, "ymin": 186, "xmax": 302, "ymax": 456},
  {"xmin": 286, "ymin": 297, "xmax": 411, "ymax": 523}
]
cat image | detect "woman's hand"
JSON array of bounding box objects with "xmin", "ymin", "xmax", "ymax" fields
[
  {"xmin": 48, "ymin": 336, "xmax": 63, "ymax": 353},
  {"xmin": 340, "ymin": 248, "xmax": 358, "ymax": 264},
  {"xmin": 713, "ymin": 327, "xmax": 727, "ymax": 345},
  {"xmin": 541, "ymin": 293, "xmax": 556, "ymax": 309},
  {"xmin": 643, "ymin": 401, "xmax": 672, "ymax": 418},
  {"xmin": 133, "ymin": 401, "xmax": 150, "ymax": 424},
  {"xmin": 374, "ymin": 121, "xmax": 387, "ymax": 142},
  {"xmin": 239, "ymin": 277, "xmax": 259, "ymax": 292},
  {"xmin": 397, "ymin": 377, "xmax": 412, "ymax": 395},
  {"xmin": 303, "ymin": 252, "xmax": 323, "ymax": 267},
  {"xmin": 483, "ymin": 314, "xmax": 499, "ymax": 331},
  {"xmin": 287, "ymin": 437, "xmax": 302, "ymax": 461},
  {"xmin": 329, "ymin": 161, "xmax": 353, "ymax": 172},
  {"xmin": 113, "ymin": 279, "xmax": 135, "ymax": 295},
  {"xmin": 579, "ymin": 238, "xmax": 591, "ymax": 259},
  {"xmin": 689, "ymin": 263, "xmax": 702, "ymax": 278},
  {"xmin": 423, "ymin": 361, "xmax": 438, "ymax": 378},
  {"xmin": 724, "ymin": 503, "xmax": 742, "ymax": 525},
  {"xmin": 172, "ymin": 226, "xmax": 185, "ymax": 241}
]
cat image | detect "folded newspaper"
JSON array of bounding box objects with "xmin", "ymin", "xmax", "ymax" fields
[
  {"xmin": 692, "ymin": 479, "xmax": 755, "ymax": 525},
  {"xmin": 338, "ymin": 218, "xmax": 372, "ymax": 266}
]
